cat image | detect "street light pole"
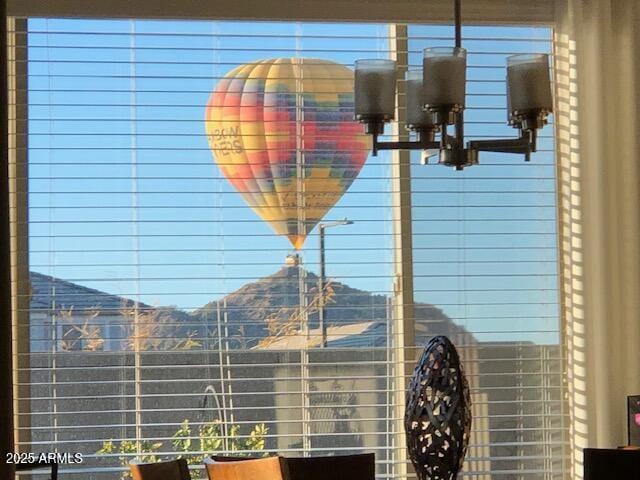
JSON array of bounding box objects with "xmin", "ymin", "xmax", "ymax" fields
[
  {"xmin": 318, "ymin": 225, "xmax": 326, "ymax": 347},
  {"xmin": 318, "ymin": 219, "xmax": 353, "ymax": 348}
]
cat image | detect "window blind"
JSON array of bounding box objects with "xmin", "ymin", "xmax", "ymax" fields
[{"xmin": 8, "ymin": 17, "xmax": 568, "ymax": 480}]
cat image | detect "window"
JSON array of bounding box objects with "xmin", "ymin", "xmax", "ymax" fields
[
  {"xmin": 407, "ymin": 26, "xmax": 567, "ymax": 478},
  {"xmin": 8, "ymin": 14, "xmax": 567, "ymax": 480}
]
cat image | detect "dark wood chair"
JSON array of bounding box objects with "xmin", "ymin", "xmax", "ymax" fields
[
  {"xmin": 15, "ymin": 460, "xmax": 58, "ymax": 480},
  {"xmin": 283, "ymin": 454, "xmax": 375, "ymax": 480},
  {"xmin": 584, "ymin": 448, "xmax": 640, "ymax": 480},
  {"xmin": 129, "ymin": 459, "xmax": 191, "ymax": 480},
  {"xmin": 210, "ymin": 453, "xmax": 375, "ymax": 480},
  {"xmin": 204, "ymin": 456, "xmax": 284, "ymax": 480}
]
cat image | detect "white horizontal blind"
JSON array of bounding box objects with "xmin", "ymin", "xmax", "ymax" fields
[{"xmin": 7, "ymin": 17, "xmax": 568, "ymax": 480}]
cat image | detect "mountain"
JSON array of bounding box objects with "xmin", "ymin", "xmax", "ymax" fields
[
  {"xmin": 29, "ymin": 267, "xmax": 472, "ymax": 351},
  {"xmin": 192, "ymin": 265, "xmax": 468, "ymax": 348}
]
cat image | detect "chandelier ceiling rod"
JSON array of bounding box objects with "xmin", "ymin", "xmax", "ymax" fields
[
  {"xmin": 453, "ymin": 0, "xmax": 464, "ymax": 166},
  {"xmin": 454, "ymin": 0, "xmax": 461, "ymax": 49}
]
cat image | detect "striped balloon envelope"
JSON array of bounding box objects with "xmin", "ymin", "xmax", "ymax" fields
[{"xmin": 204, "ymin": 58, "xmax": 371, "ymax": 250}]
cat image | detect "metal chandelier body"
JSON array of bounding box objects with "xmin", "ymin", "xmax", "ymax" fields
[{"xmin": 353, "ymin": 0, "xmax": 553, "ymax": 170}]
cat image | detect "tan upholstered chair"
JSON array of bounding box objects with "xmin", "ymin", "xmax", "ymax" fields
[
  {"xmin": 204, "ymin": 456, "xmax": 284, "ymax": 480},
  {"xmin": 129, "ymin": 459, "xmax": 192, "ymax": 480}
]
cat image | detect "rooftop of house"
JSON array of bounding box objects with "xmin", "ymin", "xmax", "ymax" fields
[{"xmin": 29, "ymin": 271, "xmax": 149, "ymax": 313}]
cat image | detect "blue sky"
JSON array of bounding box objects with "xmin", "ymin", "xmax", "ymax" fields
[{"xmin": 27, "ymin": 18, "xmax": 559, "ymax": 343}]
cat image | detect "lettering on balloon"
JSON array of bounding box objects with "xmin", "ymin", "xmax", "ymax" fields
[
  {"xmin": 279, "ymin": 192, "xmax": 339, "ymax": 208},
  {"xmin": 209, "ymin": 125, "xmax": 244, "ymax": 155}
]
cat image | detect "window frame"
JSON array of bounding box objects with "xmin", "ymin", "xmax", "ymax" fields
[
  {"xmin": 6, "ymin": 4, "xmax": 569, "ymax": 479},
  {"xmin": 8, "ymin": 0, "xmax": 555, "ymax": 25}
]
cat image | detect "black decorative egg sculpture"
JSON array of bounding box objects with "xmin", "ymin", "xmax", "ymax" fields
[{"xmin": 404, "ymin": 336, "xmax": 472, "ymax": 480}]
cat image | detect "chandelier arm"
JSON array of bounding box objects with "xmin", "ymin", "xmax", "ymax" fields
[
  {"xmin": 371, "ymin": 131, "xmax": 439, "ymax": 156},
  {"xmin": 468, "ymin": 129, "xmax": 536, "ymax": 154},
  {"xmin": 469, "ymin": 140, "xmax": 531, "ymax": 153},
  {"xmin": 467, "ymin": 136, "xmax": 534, "ymax": 163},
  {"xmin": 373, "ymin": 140, "xmax": 440, "ymax": 153}
]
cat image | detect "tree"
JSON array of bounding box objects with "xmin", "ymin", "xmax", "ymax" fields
[
  {"xmin": 258, "ymin": 280, "xmax": 335, "ymax": 348},
  {"xmin": 120, "ymin": 304, "xmax": 202, "ymax": 351},
  {"xmin": 58, "ymin": 307, "xmax": 105, "ymax": 352}
]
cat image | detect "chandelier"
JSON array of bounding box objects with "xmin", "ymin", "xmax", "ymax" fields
[{"xmin": 354, "ymin": 0, "xmax": 553, "ymax": 170}]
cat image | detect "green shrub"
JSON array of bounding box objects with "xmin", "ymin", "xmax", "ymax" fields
[{"xmin": 97, "ymin": 420, "xmax": 268, "ymax": 479}]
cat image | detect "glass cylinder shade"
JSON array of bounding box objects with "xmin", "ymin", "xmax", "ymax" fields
[
  {"xmin": 405, "ymin": 69, "xmax": 434, "ymax": 129},
  {"xmin": 506, "ymin": 54, "xmax": 552, "ymax": 113},
  {"xmin": 354, "ymin": 59, "xmax": 397, "ymax": 120},
  {"xmin": 422, "ymin": 47, "xmax": 467, "ymax": 109},
  {"xmin": 506, "ymin": 77, "xmax": 515, "ymax": 125}
]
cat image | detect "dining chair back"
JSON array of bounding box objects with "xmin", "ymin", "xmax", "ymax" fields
[
  {"xmin": 209, "ymin": 453, "xmax": 375, "ymax": 480},
  {"xmin": 204, "ymin": 456, "xmax": 284, "ymax": 480},
  {"xmin": 129, "ymin": 459, "xmax": 191, "ymax": 480},
  {"xmin": 283, "ymin": 453, "xmax": 375, "ymax": 480}
]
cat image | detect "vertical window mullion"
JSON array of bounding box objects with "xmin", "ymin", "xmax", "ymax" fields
[
  {"xmin": 8, "ymin": 16, "xmax": 30, "ymax": 457},
  {"xmin": 389, "ymin": 22, "xmax": 416, "ymax": 480}
]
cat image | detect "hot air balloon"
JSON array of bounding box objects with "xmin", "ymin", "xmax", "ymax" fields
[{"xmin": 204, "ymin": 58, "xmax": 371, "ymax": 249}]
